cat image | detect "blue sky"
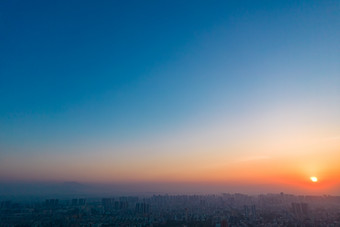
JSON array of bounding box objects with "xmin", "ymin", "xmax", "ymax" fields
[{"xmin": 0, "ymin": 1, "xmax": 339, "ymax": 187}]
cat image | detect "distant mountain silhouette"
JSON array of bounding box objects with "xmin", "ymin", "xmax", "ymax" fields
[
  {"xmin": 0, "ymin": 181, "xmax": 89, "ymax": 197},
  {"xmin": 60, "ymin": 181, "xmax": 85, "ymax": 192}
]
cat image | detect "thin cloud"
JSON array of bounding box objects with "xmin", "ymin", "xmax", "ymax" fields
[{"xmin": 235, "ymin": 155, "xmax": 271, "ymax": 163}]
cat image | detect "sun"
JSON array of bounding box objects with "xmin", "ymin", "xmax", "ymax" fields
[{"xmin": 310, "ymin": 176, "xmax": 318, "ymax": 182}]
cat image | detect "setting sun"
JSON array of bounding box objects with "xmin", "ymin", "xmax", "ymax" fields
[{"xmin": 310, "ymin": 176, "xmax": 318, "ymax": 182}]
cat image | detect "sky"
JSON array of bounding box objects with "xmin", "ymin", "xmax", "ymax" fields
[{"xmin": 0, "ymin": 0, "xmax": 339, "ymax": 195}]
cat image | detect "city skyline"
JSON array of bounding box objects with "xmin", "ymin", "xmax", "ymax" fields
[{"xmin": 0, "ymin": 0, "xmax": 339, "ymax": 195}]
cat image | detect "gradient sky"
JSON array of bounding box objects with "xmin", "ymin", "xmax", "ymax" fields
[{"xmin": 0, "ymin": 0, "xmax": 339, "ymax": 194}]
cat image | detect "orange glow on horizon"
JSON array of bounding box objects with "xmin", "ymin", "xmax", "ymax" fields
[{"xmin": 1, "ymin": 133, "xmax": 339, "ymax": 195}]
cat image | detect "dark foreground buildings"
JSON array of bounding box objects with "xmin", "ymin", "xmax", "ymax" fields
[{"xmin": 1, "ymin": 193, "xmax": 340, "ymax": 226}]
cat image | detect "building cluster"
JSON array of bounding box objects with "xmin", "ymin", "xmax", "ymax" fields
[{"xmin": 0, "ymin": 193, "xmax": 340, "ymax": 226}]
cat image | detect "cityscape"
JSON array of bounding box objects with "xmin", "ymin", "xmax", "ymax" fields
[
  {"xmin": 1, "ymin": 193, "xmax": 340, "ymax": 226},
  {"xmin": 1, "ymin": 0, "xmax": 339, "ymax": 226}
]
